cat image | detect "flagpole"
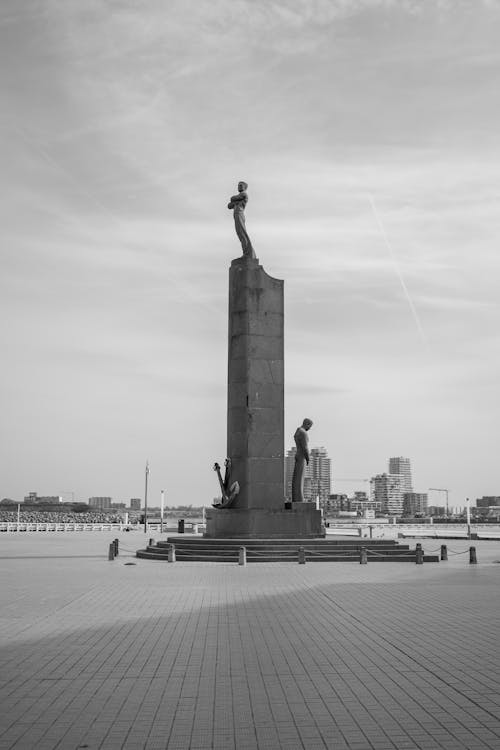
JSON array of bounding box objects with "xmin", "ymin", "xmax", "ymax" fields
[{"xmin": 160, "ymin": 489, "xmax": 164, "ymax": 534}]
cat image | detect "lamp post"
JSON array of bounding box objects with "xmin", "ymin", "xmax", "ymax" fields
[
  {"xmin": 144, "ymin": 461, "xmax": 149, "ymax": 534},
  {"xmin": 160, "ymin": 489, "xmax": 165, "ymax": 534}
]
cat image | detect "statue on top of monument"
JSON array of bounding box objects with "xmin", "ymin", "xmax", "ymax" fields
[
  {"xmin": 227, "ymin": 181, "xmax": 256, "ymax": 259},
  {"xmin": 292, "ymin": 418, "xmax": 313, "ymax": 503}
]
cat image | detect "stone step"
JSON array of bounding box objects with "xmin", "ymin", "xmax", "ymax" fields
[
  {"xmin": 162, "ymin": 536, "xmax": 400, "ymax": 546},
  {"xmin": 136, "ymin": 536, "xmax": 437, "ymax": 563},
  {"xmin": 158, "ymin": 541, "xmax": 409, "ymax": 549}
]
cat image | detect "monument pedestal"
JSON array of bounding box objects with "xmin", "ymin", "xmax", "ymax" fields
[{"xmin": 205, "ymin": 503, "xmax": 324, "ymax": 539}]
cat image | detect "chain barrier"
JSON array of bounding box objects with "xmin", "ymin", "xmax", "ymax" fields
[
  {"xmin": 304, "ymin": 548, "xmax": 355, "ymax": 557},
  {"xmin": 367, "ymin": 548, "xmax": 415, "ymax": 557},
  {"xmin": 366, "ymin": 549, "xmax": 388, "ymax": 557},
  {"xmin": 246, "ymin": 549, "xmax": 282, "ymax": 557},
  {"xmin": 131, "ymin": 541, "xmax": 470, "ymax": 561},
  {"xmin": 120, "ymin": 545, "xmax": 143, "ymax": 554},
  {"xmin": 367, "ymin": 548, "xmax": 410, "ymax": 558},
  {"xmin": 176, "ymin": 552, "xmax": 237, "ymax": 560}
]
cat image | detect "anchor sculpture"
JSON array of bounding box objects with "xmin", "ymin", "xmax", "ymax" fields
[{"xmin": 212, "ymin": 458, "xmax": 240, "ymax": 508}]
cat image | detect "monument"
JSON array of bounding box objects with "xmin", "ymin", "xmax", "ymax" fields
[{"xmin": 204, "ymin": 183, "xmax": 324, "ymax": 538}]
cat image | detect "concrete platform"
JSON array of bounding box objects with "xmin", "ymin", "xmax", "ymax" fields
[
  {"xmin": 204, "ymin": 504, "xmax": 324, "ymax": 538},
  {"xmin": 1, "ymin": 532, "xmax": 499, "ymax": 749}
]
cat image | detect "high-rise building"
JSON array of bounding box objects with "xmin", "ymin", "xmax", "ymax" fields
[
  {"xmin": 309, "ymin": 447, "xmax": 331, "ymax": 506},
  {"xmin": 130, "ymin": 498, "xmax": 141, "ymax": 510},
  {"xmin": 388, "ymin": 457, "xmax": 413, "ymax": 493},
  {"xmin": 88, "ymin": 496, "xmax": 112, "ymax": 510},
  {"xmin": 370, "ymin": 473, "xmax": 403, "ymax": 516},
  {"xmin": 476, "ymin": 496, "xmax": 500, "ymax": 508},
  {"xmin": 428, "ymin": 506, "xmax": 446, "ymax": 516},
  {"xmin": 403, "ymin": 492, "xmax": 428, "ymax": 517},
  {"xmin": 23, "ymin": 492, "xmax": 63, "ymax": 504},
  {"xmin": 284, "ymin": 447, "xmax": 296, "ymax": 501},
  {"xmin": 284, "ymin": 445, "xmax": 331, "ymax": 504}
]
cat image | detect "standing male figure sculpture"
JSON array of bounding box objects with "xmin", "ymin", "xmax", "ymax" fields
[
  {"xmin": 292, "ymin": 418, "xmax": 313, "ymax": 502},
  {"xmin": 227, "ymin": 181, "xmax": 256, "ymax": 259}
]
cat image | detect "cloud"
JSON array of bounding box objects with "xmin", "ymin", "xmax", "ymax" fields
[{"xmin": 1, "ymin": 0, "xmax": 500, "ymax": 504}]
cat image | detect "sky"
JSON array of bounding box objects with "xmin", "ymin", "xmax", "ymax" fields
[{"xmin": 1, "ymin": 0, "xmax": 499, "ymax": 509}]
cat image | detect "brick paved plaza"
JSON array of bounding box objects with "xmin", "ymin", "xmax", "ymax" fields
[{"xmin": 1, "ymin": 533, "xmax": 499, "ymax": 750}]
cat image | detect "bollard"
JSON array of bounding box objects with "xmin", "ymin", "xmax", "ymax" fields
[
  {"xmin": 167, "ymin": 544, "xmax": 176, "ymax": 563},
  {"xmin": 178, "ymin": 519, "xmax": 185, "ymax": 534},
  {"xmin": 114, "ymin": 538, "xmax": 119, "ymax": 556},
  {"xmin": 359, "ymin": 547, "xmax": 367, "ymax": 565},
  {"xmin": 416, "ymin": 547, "xmax": 424, "ymax": 565},
  {"xmin": 108, "ymin": 543, "xmax": 115, "ymax": 561},
  {"xmin": 416, "ymin": 542, "xmax": 422, "ymax": 552},
  {"xmin": 469, "ymin": 546, "xmax": 477, "ymax": 564},
  {"xmin": 238, "ymin": 546, "xmax": 247, "ymax": 566},
  {"xmin": 298, "ymin": 546, "xmax": 306, "ymax": 564},
  {"xmin": 441, "ymin": 544, "xmax": 448, "ymax": 561},
  {"xmin": 149, "ymin": 538, "xmax": 155, "ymax": 547}
]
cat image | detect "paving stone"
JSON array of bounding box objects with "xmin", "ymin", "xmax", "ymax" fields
[{"xmin": 0, "ymin": 533, "xmax": 499, "ymax": 749}]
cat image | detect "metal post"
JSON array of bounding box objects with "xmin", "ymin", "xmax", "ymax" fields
[
  {"xmin": 440, "ymin": 544, "xmax": 448, "ymax": 561},
  {"xmin": 466, "ymin": 497, "xmax": 471, "ymax": 539},
  {"xmin": 160, "ymin": 489, "xmax": 164, "ymax": 534},
  {"xmin": 17, "ymin": 503, "xmax": 20, "ymax": 532},
  {"xmin": 149, "ymin": 538, "xmax": 155, "ymax": 547},
  {"xmin": 469, "ymin": 546, "xmax": 477, "ymax": 564},
  {"xmin": 416, "ymin": 543, "xmax": 424, "ymax": 565},
  {"xmin": 168, "ymin": 544, "xmax": 176, "ymax": 563},
  {"xmin": 144, "ymin": 460, "xmax": 149, "ymax": 534},
  {"xmin": 239, "ymin": 546, "xmax": 247, "ymax": 566},
  {"xmin": 298, "ymin": 546, "xmax": 306, "ymax": 564},
  {"xmin": 114, "ymin": 538, "xmax": 119, "ymax": 556},
  {"xmin": 359, "ymin": 547, "xmax": 367, "ymax": 565},
  {"xmin": 108, "ymin": 543, "xmax": 115, "ymax": 561}
]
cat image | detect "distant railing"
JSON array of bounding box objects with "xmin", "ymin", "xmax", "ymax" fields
[
  {"xmin": 0, "ymin": 522, "xmax": 206, "ymax": 533},
  {"xmin": 326, "ymin": 522, "xmax": 500, "ymax": 540},
  {"xmin": 0, "ymin": 522, "xmax": 128, "ymax": 533}
]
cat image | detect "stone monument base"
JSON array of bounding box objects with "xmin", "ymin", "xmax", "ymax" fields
[{"xmin": 205, "ymin": 503, "xmax": 325, "ymax": 539}]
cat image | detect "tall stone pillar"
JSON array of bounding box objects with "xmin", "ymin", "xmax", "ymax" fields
[
  {"xmin": 227, "ymin": 256, "xmax": 284, "ymax": 510},
  {"xmin": 205, "ymin": 256, "xmax": 323, "ymax": 539}
]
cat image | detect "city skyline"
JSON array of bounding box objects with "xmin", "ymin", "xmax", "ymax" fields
[{"xmin": 1, "ymin": 1, "xmax": 499, "ymax": 507}]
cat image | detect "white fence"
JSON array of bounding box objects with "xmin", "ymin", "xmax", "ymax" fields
[
  {"xmin": 326, "ymin": 523, "xmax": 500, "ymax": 540},
  {"xmin": 0, "ymin": 522, "xmax": 130, "ymax": 533},
  {"xmin": 0, "ymin": 522, "xmax": 205, "ymax": 534}
]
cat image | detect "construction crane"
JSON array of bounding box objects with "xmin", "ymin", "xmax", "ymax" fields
[{"xmin": 428, "ymin": 487, "xmax": 449, "ymax": 518}]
